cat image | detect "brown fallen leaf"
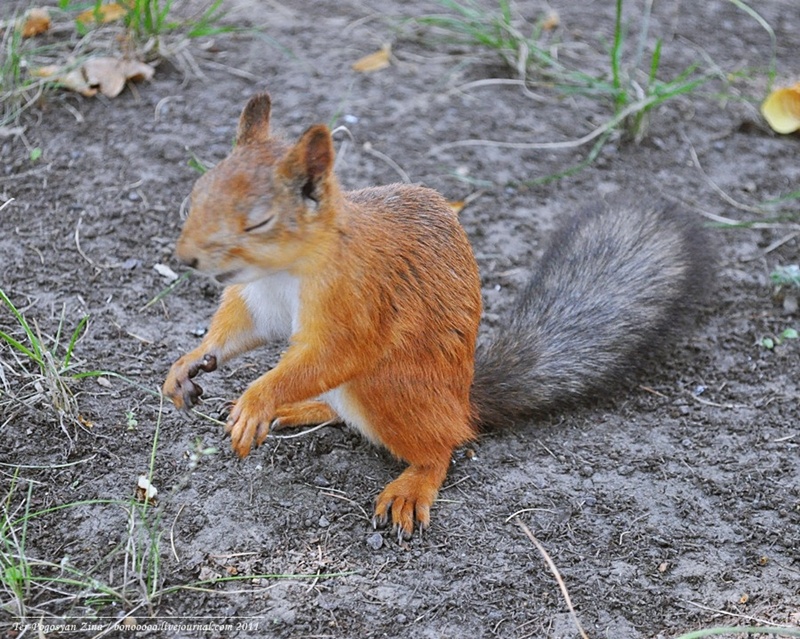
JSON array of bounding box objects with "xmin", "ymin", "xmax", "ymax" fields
[
  {"xmin": 35, "ymin": 57, "xmax": 155, "ymax": 98},
  {"xmin": 32, "ymin": 63, "xmax": 98, "ymax": 97},
  {"xmin": 448, "ymin": 200, "xmax": 466, "ymax": 215},
  {"xmin": 447, "ymin": 191, "xmax": 483, "ymax": 216},
  {"xmin": 84, "ymin": 57, "xmax": 127, "ymax": 97},
  {"xmin": 76, "ymin": 2, "xmax": 128, "ymax": 26},
  {"xmin": 352, "ymin": 44, "xmax": 391, "ymax": 73},
  {"xmin": 21, "ymin": 7, "xmax": 51, "ymax": 38},
  {"xmin": 761, "ymin": 82, "xmax": 800, "ymax": 134}
]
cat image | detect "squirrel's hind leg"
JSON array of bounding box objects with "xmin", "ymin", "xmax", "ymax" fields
[{"xmin": 272, "ymin": 400, "xmax": 340, "ymax": 430}]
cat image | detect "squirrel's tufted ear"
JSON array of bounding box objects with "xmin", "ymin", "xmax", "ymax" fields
[
  {"xmin": 296, "ymin": 124, "xmax": 334, "ymax": 181},
  {"xmin": 236, "ymin": 93, "xmax": 272, "ymax": 146}
]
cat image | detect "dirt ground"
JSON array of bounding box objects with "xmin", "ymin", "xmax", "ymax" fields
[{"xmin": 1, "ymin": 0, "xmax": 799, "ymax": 637}]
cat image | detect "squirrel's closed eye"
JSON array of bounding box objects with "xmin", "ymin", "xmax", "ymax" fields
[{"xmin": 244, "ymin": 215, "xmax": 275, "ymax": 232}]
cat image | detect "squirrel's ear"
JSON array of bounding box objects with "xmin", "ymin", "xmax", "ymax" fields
[
  {"xmin": 279, "ymin": 125, "xmax": 335, "ymax": 205},
  {"xmin": 296, "ymin": 124, "xmax": 334, "ymax": 181},
  {"xmin": 236, "ymin": 93, "xmax": 272, "ymax": 146}
]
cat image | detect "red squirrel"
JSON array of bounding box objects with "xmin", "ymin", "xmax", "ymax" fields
[{"xmin": 163, "ymin": 93, "xmax": 709, "ymax": 540}]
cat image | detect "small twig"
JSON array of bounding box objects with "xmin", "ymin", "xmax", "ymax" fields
[
  {"xmin": 762, "ymin": 231, "xmax": 800, "ymax": 255},
  {"xmin": 503, "ymin": 507, "xmax": 557, "ymax": 523},
  {"xmin": 695, "ymin": 207, "xmax": 800, "ymax": 231},
  {"xmin": 685, "ymin": 389, "xmax": 750, "ymax": 410},
  {"xmin": 684, "ymin": 133, "xmax": 766, "ymax": 214},
  {"xmin": 441, "ymin": 475, "xmax": 471, "ymax": 491},
  {"xmin": 678, "ymin": 599, "xmax": 783, "ymax": 627},
  {"xmin": 362, "ymin": 142, "xmax": 411, "ymax": 184},
  {"xmin": 319, "ymin": 490, "xmax": 370, "ymax": 521},
  {"xmin": 514, "ymin": 518, "xmax": 590, "ymax": 639},
  {"xmin": 170, "ymin": 503, "xmax": 185, "ymax": 563},
  {"xmin": 0, "ymin": 197, "xmax": 14, "ymax": 213},
  {"xmin": 430, "ymin": 92, "xmax": 665, "ymax": 153},
  {"xmin": 451, "ymin": 78, "xmax": 551, "ymax": 103},
  {"xmin": 270, "ymin": 419, "xmax": 338, "ymax": 440},
  {"xmin": 74, "ymin": 217, "xmax": 97, "ymax": 268},
  {"xmin": 639, "ymin": 385, "xmax": 669, "ymax": 398},
  {"xmin": 303, "ymin": 545, "xmax": 324, "ymax": 594}
]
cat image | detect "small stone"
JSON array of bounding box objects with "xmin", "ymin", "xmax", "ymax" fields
[{"xmin": 366, "ymin": 532, "xmax": 383, "ymax": 550}]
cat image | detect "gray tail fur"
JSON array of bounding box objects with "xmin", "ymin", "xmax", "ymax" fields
[{"xmin": 471, "ymin": 198, "xmax": 712, "ymax": 428}]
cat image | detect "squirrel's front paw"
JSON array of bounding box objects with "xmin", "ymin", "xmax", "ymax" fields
[
  {"xmin": 163, "ymin": 354, "xmax": 217, "ymax": 410},
  {"xmin": 225, "ymin": 386, "xmax": 274, "ymax": 458}
]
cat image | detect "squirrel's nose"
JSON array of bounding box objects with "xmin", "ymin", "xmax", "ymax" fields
[
  {"xmin": 178, "ymin": 255, "xmax": 199, "ymax": 269},
  {"xmin": 174, "ymin": 241, "xmax": 199, "ymax": 269}
]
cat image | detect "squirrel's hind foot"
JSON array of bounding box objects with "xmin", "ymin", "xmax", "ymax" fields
[{"xmin": 373, "ymin": 461, "xmax": 449, "ymax": 542}]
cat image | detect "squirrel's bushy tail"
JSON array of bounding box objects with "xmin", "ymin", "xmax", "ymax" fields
[{"xmin": 471, "ymin": 198, "xmax": 711, "ymax": 428}]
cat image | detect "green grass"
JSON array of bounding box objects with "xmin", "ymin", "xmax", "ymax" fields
[
  {"xmin": 415, "ymin": 0, "xmax": 776, "ymax": 176},
  {"xmin": 415, "ymin": 0, "xmax": 554, "ymax": 78},
  {"xmin": 0, "ymin": 441, "xmax": 349, "ymax": 628},
  {"xmin": 0, "ymin": 288, "xmax": 90, "ymax": 433},
  {"xmin": 771, "ymin": 264, "xmax": 800, "ymax": 290},
  {"xmin": 58, "ymin": 0, "xmax": 233, "ymax": 41},
  {"xmin": 606, "ymin": 0, "xmax": 710, "ymax": 141},
  {"xmin": 0, "ymin": 19, "xmax": 59, "ymax": 126}
]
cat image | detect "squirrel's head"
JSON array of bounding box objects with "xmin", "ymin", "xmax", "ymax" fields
[{"xmin": 174, "ymin": 92, "xmax": 341, "ymax": 283}]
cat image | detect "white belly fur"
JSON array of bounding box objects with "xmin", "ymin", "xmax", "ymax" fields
[
  {"xmin": 241, "ymin": 272, "xmax": 378, "ymax": 443},
  {"xmin": 321, "ymin": 386, "xmax": 380, "ymax": 444},
  {"xmin": 241, "ymin": 271, "xmax": 300, "ymax": 341}
]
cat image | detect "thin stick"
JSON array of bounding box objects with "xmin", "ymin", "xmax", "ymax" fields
[
  {"xmin": 684, "ymin": 134, "xmax": 765, "ymax": 214},
  {"xmin": 74, "ymin": 218, "xmax": 97, "ymax": 268},
  {"xmin": 430, "ymin": 92, "xmax": 666, "ymax": 153},
  {"xmin": 362, "ymin": 142, "xmax": 411, "ymax": 184},
  {"xmin": 270, "ymin": 419, "xmax": 338, "ymax": 440},
  {"xmin": 515, "ymin": 518, "xmax": 590, "ymax": 639},
  {"xmin": 678, "ymin": 599, "xmax": 783, "ymax": 627},
  {"xmin": 170, "ymin": 503, "xmax": 185, "ymax": 562}
]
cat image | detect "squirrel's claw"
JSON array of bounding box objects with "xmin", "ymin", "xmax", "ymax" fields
[
  {"xmin": 164, "ymin": 353, "xmax": 218, "ymax": 411},
  {"xmin": 180, "ymin": 380, "xmax": 203, "ymax": 411}
]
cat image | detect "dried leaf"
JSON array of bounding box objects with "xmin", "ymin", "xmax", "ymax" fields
[
  {"xmin": 33, "ymin": 64, "xmax": 98, "ymax": 97},
  {"xmin": 447, "ymin": 191, "xmax": 483, "ymax": 216},
  {"xmin": 76, "ymin": 2, "xmax": 128, "ymax": 26},
  {"xmin": 35, "ymin": 57, "xmax": 154, "ymax": 98},
  {"xmin": 21, "ymin": 7, "xmax": 50, "ymax": 38},
  {"xmin": 83, "ymin": 57, "xmax": 126, "ymax": 97},
  {"xmin": 352, "ymin": 44, "xmax": 391, "ymax": 73},
  {"xmin": 447, "ymin": 200, "xmax": 466, "ymax": 215},
  {"xmin": 541, "ymin": 10, "xmax": 560, "ymax": 31},
  {"xmin": 761, "ymin": 82, "xmax": 800, "ymax": 134},
  {"xmin": 80, "ymin": 56, "xmax": 154, "ymax": 98}
]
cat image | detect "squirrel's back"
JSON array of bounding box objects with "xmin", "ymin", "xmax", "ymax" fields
[{"xmin": 471, "ymin": 198, "xmax": 711, "ymax": 427}]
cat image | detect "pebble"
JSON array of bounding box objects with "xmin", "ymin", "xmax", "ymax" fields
[{"xmin": 366, "ymin": 532, "xmax": 383, "ymax": 550}]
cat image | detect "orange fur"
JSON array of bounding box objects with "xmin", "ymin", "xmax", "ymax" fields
[
  {"xmin": 163, "ymin": 93, "xmax": 709, "ymax": 540},
  {"xmin": 163, "ymin": 93, "xmax": 481, "ymax": 538}
]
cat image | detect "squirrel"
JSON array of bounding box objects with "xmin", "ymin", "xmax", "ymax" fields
[{"xmin": 163, "ymin": 93, "xmax": 710, "ymax": 541}]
